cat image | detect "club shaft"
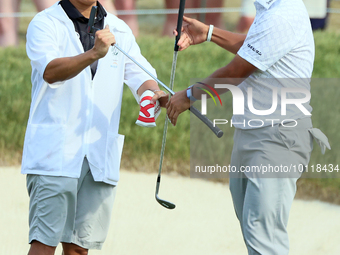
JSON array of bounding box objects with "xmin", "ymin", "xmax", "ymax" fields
[
  {"xmin": 115, "ymin": 43, "xmax": 223, "ymax": 138},
  {"xmin": 157, "ymin": 52, "xmax": 178, "ymax": 175},
  {"xmin": 169, "ymin": 52, "xmax": 178, "ymax": 90},
  {"xmin": 155, "ymin": 175, "xmax": 161, "ymax": 195},
  {"xmin": 115, "ymin": 45, "xmax": 223, "ymax": 139},
  {"xmin": 158, "ymin": 116, "xmax": 170, "ymax": 175},
  {"xmin": 156, "ymin": 0, "xmax": 184, "ymax": 210},
  {"xmin": 114, "ymin": 44, "xmax": 175, "ymax": 95}
]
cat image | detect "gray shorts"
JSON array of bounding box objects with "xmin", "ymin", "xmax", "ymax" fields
[
  {"xmin": 26, "ymin": 158, "xmax": 116, "ymax": 250},
  {"xmin": 229, "ymin": 118, "xmax": 314, "ymax": 254}
]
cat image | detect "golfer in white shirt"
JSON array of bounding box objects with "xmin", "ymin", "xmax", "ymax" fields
[{"xmin": 166, "ymin": 0, "xmax": 330, "ymax": 254}]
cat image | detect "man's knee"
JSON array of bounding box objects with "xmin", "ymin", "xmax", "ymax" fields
[
  {"xmin": 28, "ymin": 240, "xmax": 56, "ymax": 255},
  {"xmin": 62, "ymin": 243, "xmax": 88, "ymax": 255},
  {"xmin": 241, "ymin": 214, "xmax": 289, "ymax": 255},
  {"xmin": 63, "ymin": 249, "xmax": 88, "ymax": 255}
]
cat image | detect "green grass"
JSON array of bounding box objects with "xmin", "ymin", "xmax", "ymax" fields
[
  {"xmin": 313, "ymin": 31, "xmax": 340, "ymax": 77},
  {"xmin": 0, "ymin": 47, "xmax": 31, "ymax": 164},
  {"xmin": 1, "ymin": 31, "xmax": 340, "ymax": 203}
]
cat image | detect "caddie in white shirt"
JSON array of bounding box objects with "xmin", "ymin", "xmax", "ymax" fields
[
  {"xmin": 23, "ymin": 0, "xmax": 167, "ymax": 254},
  {"xmin": 166, "ymin": 0, "xmax": 330, "ymax": 254}
]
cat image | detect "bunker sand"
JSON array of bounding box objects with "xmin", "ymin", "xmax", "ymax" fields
[{"xmin": 1, "ymin": 167, "xmax": 340, "ymax": 255}]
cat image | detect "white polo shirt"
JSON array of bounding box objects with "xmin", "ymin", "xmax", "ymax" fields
[
  {"xmin": 22, "ymin": 2, "xmax": 156, "ymax": 185},
  {"xmin": 233, "ymin": 0, "xmax": 315, "ymax": 129}
]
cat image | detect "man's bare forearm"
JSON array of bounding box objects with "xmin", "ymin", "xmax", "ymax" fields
[
  {"xmin": 137, "ymin": 80, "xmax": 160, "ymax": 96},
  {"xmin": 191, "ymin": 54, "xmax": 257, "ymax": 98},
  {"xmin": 211, "ymin": 27, "xmax": 247, "ymax": 55},
  {"xmin": 43, "ymin": 49, "xmax": 99, "ymax": 84}
]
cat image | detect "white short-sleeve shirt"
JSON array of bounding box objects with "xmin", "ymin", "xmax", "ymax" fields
[
  {"xmin": 233, "ymin": 0, "xmax": 315, "ymax": 129},
  {"xmin": 22, "ymin": 2, "xmax": 157, "ymax": 184}
]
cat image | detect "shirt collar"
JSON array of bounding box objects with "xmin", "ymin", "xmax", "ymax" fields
[
  {"xmin": 59, "ymin": 0, "xmax": 107, "ymax": 22},
  {"xmin": 255, "ymin": 0, "xmax": 278, "ymax": 10}
]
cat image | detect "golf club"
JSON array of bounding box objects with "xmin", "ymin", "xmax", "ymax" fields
[
  {"xmin": 87, "ymin": 6, "xmax": 223, "ymax": 139},
  {"xmin": 154, "ymin": 0, "xmax": 188, "ymax": 210}
]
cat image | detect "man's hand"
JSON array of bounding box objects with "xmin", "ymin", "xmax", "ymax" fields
[
  {"xmin": 174, "ymin": 16, "xmax": 209, "ymax": 51},
  {"xmin": 151, "ymin": 90, "xmax": 168, "ymax": 107},
  {"xmin": 92, "ymin": 25, "xmax": 116, "ymax": 59},
  {"xmin": 43, "ymin": 25, "xmax": 116, "ymax": 84},
  {"xmin": 136, "ymin": 90, "xmax": 168, "ymax": 128},
  {"xmin": 166, "ymin": 89, "xmax": 190, "ymax": 126}
]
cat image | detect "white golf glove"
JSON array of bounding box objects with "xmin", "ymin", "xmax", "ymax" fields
[{"xmin": 136, "ymin": 90, "xmax": 161, "ymax": 128}]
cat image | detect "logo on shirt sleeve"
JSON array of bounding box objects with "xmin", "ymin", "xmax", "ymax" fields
[{"xmin": 247, "ymin": 44, "xmax": 262, "ymax": 56}]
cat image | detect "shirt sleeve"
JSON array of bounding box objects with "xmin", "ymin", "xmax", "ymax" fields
[
  {"xmin": 123, "ymin": 31, "xmax": 157, "ymax": 95},
  {"xmin": 237, "ymin": 13, "xmax": 296, "ymax": 72},
  {"xmin": 26, "ymin": 15, "xmax": 60, "ymax": 78}
]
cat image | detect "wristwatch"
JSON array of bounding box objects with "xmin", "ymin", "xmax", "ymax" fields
[{"xmin": 186, "ymin": 85, "xmax": 198, "ymax": 102}]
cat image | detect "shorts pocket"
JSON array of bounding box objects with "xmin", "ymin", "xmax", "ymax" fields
[
  {"xmin": 276, "ymin": 123, "xmax": 314, "ymax": 153},
  {"xmin": 275, "ymin": 124, "xmax": 297, "ymax": 150},
  {"xmin": 105, "ymin": 133, "xmax": 125, "ymax": 182},
  {"xmin": 23, "ymin": 124, "xmax": 65, "ymax": 172}
]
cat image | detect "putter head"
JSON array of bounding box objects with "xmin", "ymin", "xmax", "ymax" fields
[{"xmin": 155, "ymin": 175, "xmax": 176, "ymax": 209}]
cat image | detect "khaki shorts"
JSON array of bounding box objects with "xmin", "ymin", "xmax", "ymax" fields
[{"xmin": 26, "ymin": 158, "xmax": 116, "ymax": 250}]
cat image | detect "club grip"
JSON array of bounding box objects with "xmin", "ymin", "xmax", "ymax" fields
[
  {"xmin": 189, "ymin": 106, "xmax": 223, "ymax": 138},
  {"xmin": 174, "ymin": 0, "xmax": 186, "ymax": 51},
  {"xmin": 87, "ymin": 6, "xmax": 98, "ymax": 33}
]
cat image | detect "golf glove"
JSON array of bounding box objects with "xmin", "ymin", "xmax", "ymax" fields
[{"xmin": 136, "ymin": 90, "xmax": 161, "ymax": 128}]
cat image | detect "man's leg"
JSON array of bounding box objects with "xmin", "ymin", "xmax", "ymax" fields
[
  {"xmin": 26, "ymin": 174, "xmax": 78, "ymax": 255},
  {"xmin": 0, "ymin": 0, "xmax": 20, "ymax": 47},
  {"xmin": 229, "ymin": 119, "xmax": 313, "ymax": 254},
  {"xmin": 230, "ymin": 175, "xmax": 297, "ymax": 254},
  {"xmin": 28, "ymin": 240, "xmax": 56, "ymax": 255},
  {"xmin": 229, "ymin": 177, "xmax": 248, "ymax": 232},
  {"xmin": 241, "ymin": 177, "xmax": 297, "ymax": 255},
  {"xmin": 163, "ymin": 0, "xmax": 179, "ymax": 36},
  {"xmin": 62, "ymin": 243, "xmax": 88, "ymax": 255},
  {"xmin": 236, "ymin": 0, "xmax": 256, "ymax": 33},
  {"xmin": 205, "ymin": 0, "xmax": 224, "ymax": 29},
  {"xmin": 229, "ymin": 128, "xmax": 249, "ymax": 241},
  {"xmin": 62, "ymin": 158, "xmax": 116, "ymax": 250}
]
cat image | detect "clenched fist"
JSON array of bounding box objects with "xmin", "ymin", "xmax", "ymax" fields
[{"xmin": 92, "ymin": 25, "xmax": 116, "ymax": 59}]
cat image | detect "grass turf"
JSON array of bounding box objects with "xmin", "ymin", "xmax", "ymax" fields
[{"xmin": 1, "ymin": 1, "xmax": 340, "ymax": 203}]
